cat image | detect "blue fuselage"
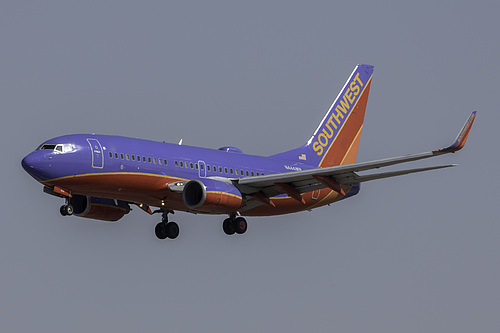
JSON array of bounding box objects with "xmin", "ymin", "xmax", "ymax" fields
[{"xmin": 22, "ymin": 134, "xmax": 315, "ymax": 182}]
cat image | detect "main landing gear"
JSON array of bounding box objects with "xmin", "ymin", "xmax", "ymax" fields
[
  {"xmin": 223, "ymin": 215, "xmax": 247, "ymax": 236},
  {"xmin": 155, "ymin": 213, "xmax": 247, "ymax": 239},
  {"xmin": 155, "ymin": 211, "xmax": 179, "ymax": 240}
]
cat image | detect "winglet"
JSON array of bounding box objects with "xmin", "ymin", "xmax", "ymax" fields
[{"xmin": 437, "ymin": 111, "xmax": 476, "ymax": 153}]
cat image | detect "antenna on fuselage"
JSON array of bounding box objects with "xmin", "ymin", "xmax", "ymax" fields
[{"xmin": 178, "ymin": 139, "xmax": 183, "ymax": 145}]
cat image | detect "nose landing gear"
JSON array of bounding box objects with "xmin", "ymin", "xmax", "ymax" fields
[
  {"xmin": 60, "ymin": 197, "xmax": 74, "ymax": 216},
  {"xmin": 60, "ymin": 204, "xmax": 73, "ymax": 216}
]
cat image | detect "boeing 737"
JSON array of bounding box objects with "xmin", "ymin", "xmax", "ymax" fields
[{"xmin": 21, "ymin": 64, "xmax": 476, "ymax": 240}]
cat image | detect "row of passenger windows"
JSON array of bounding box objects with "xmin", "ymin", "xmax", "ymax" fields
[
  {"xmin": 109, "ymin": 152, "xmax": 168, "ymax": 165},
  {"xmin": 174, "ymin": 160, "xmax": 264, "ymax": 177},
  {"xmin": 108, "ymin": 151, "xmax": 266, "ymax": 177}
]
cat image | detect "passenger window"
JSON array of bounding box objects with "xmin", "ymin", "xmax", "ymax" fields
[
  {"xmin": 190, "ymin": 162, "xmax": 193, "ymax": 169},
  {"xmin": 241, "ymin": 170, "xmax": 244, "ymax": 176},
  {"xmin": 109, "ymin": 152, "xmax": 113, "ymax": 158},
  {"xmin": 230, "ymin": 168, "xmax": 233, "ymax": 174},
  {"xmin": 235, "ymin": 169, "xmax": 239, "ymax": 175},
  {"xmin": 219, "ymin": 167, "xmax": 223, "ymax": 173},
  {"xmin": 142, "ymin": 156, "xmax": 146, "ymax": 162},
  {"xmin": 159, "ymin": 159, "xmax": 162, "ymax": 165},
  {"xmin": 120, "ymin": 153, "xmax": 124, "ymax": 160},
  {"xmin": 207, "ymin": 165, "xmax": 210, "ymax": 171},
  {"xmin": 115, "ymin": 153, "xmax": 119, "ymax": 159},
  {"xmin": 126, "ymin": 154, "xmax": 130, "ymax": 160},
  {"xmin": 153, "ymin": 158, "xmax": 157, "ymax": 164},
  {"xmin": 164, "ymin": 159, "xmax": 168, "ymax": 166},
  {"xmin": 175, "ymin": 161, "xmax": 178, "ymax": 167},
  {"xmin": 251, "ymin": 171, "xmax": 254, "ymax": 176},
  {"xmin": 185, "ymin": 162, "xmax": 189, "ymax": 169},
  {"xmin": 246, "ymin": 171, "xmax": 249, "ymax": 176},
  {"xmin": 132, "ymin": 155, "xmax": 135, "ymax": 161},
  {"xmin": 200, "ymin": 164, "xmax": 204, "ymax": 170},
  {"xmin": 180, "ymin": 161, "xmax": 184, "ymax": 167},
  {"xmin": 195, "ymin": 163, "xmax": 198, "ymax": 170},
  {"xmin": 224, "ymin": 167, "xmax": 228, "ymax": 174}
]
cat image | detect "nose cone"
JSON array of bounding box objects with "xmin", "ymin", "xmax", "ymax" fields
[
  {"xmin": 21, "ymin": 153, "xmax": 33, "ymax": 172},
  {"xmin": 22, "ymin": 151, "xmax": 48, "ymax": 181}
]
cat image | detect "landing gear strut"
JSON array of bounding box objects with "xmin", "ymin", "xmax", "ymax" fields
[
  {"xmin": 223, "ymin": 215, "xmax": 247, "ymax": 236},
  {"xmin": 155, "ymin": 211, "xmax": 179, "ymax": 240}
]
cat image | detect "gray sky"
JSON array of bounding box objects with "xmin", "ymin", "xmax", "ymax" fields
[{"xmin": 2, "ymin": 1, "xmax": 499, "ymax": 332}]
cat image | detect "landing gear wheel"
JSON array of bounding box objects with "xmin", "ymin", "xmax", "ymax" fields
[
  {"xmin": 155, "ymin": 211, "xmax": 180, "ymax": 240},
  {"xmin": 155, "ymin": 222, "xmax": 168, "ymax": 240},
  {"xmin": 165, "ymin": 222, "xmax": 179, "ymax": 239},
  {"xmin": 60, "ymin": 204, "xmax": 73, "ymax": 216},
  {"xmin": 234, "ymin": 217, "xmax": 247, "ymax": 234},
  {"xmin": 155, "ymin": 221, "xmax": 179, "ymax": 240},
  {"xmin": 223, "ymin": 218, "xmax": 236, "ymax": 235}
]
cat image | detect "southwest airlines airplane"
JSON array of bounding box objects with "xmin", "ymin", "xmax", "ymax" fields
[{"xmin": 22, "ymin": 65, "xmax": 476, "ymax": 240}]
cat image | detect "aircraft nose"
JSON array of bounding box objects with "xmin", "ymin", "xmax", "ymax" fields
[
  {"xmin": 21, "ymin": 151, "xmax": 48, "ymax": 181},
  {"xmin": 22, "ymin": 153, "xmax": 36, "ymax": 172}
]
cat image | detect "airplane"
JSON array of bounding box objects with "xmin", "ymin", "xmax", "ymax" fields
[{"xmin": 21, "ymin": 64, "xmax": 476, "ymax": 240}]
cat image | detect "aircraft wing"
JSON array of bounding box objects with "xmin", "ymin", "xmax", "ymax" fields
[{"xmin": 234, "ymin": 112, "xmax": 476, "ymax": 201}]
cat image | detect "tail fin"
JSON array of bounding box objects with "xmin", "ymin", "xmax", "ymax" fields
[{"xmin": 271, "ymin": 64, "xmax": 374, "ymax": 167}]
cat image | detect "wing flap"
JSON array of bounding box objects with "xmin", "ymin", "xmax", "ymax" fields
[{"xmin": 335, "ymin": 165, "xmax": 456, "ymax": 184}]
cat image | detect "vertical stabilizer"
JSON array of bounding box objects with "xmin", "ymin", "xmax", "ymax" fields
[{"xmin": 271, "ymin": 64, "xmax": 374, "ymax": 167}]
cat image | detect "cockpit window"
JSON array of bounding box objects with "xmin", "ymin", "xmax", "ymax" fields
[
  {"xmin": 39, "ymin": 144, "xmax": 57, "ymax": 150},
  {"xmin": 37, "ymin": 143, "xmax": 75, "ymax": 153}
]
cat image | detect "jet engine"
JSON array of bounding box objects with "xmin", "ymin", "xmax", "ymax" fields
[
  {"xmin": 182, "ymin": 179, "xmax": 242, "ymax": 214},
  {"xmin": 66, "ymin": 195, "xmax": 130, "ymax": 222}
]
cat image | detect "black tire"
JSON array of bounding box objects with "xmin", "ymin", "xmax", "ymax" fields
[
  {"xmin": 234, "ymin": 217, "xmax": 247, "ymax": 234},
  {"xmin": 60, "ymin": 205, "xmax": 68, "ymax": 216},
  {"xmin": 223, "ymin": 218, "xmax": 235, "ymax": 235},
  {"xmin": 60, "ymin": 204, "xmax": 73, "ymax": 216},
  {"xmin": 155, "ymin": 222, "xmax": 168, "ymax": 240},
  {"xmin": 166, "ymin": 222, "xmax": 179, "ymax": 239}
]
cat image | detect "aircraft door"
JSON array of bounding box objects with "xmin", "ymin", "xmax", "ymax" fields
[
  {"xmin": 198, "ymin": 160, "xmax": 206, "ymax": 178},
  {"xmin": 87, "ymin": 138, "xmax": 104, "ymax": 169}
]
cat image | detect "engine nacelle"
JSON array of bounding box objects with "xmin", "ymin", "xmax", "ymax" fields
[
  {"xmin": 69, "ymin": 195, "xmax": 130, "ymax": 222},
  {"xmin": 182, "ymin": 179, "xmax": 242, "ymax": 214}
]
